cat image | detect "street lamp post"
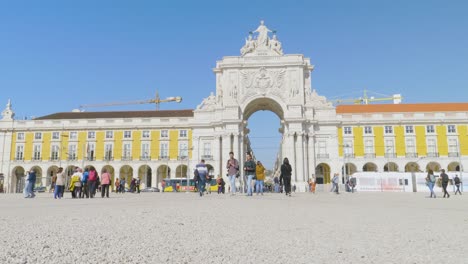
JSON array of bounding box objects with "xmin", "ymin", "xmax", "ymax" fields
[{"xmin": 457, "ymin": 141, "xmax": 464, "ymax": 192}]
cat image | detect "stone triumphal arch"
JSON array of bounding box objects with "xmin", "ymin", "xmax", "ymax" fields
[{"xmin": 192, "ymin": 21, "xmax": 339, "ymax": 186}]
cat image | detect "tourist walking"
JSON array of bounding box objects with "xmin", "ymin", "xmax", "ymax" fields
[
  {"xmin": 426, "ymin": 171, "xmax": 437, "ymax": 198},
  {"xmin": 440, "ymin": 169, "xmax": 450, "ymax": 198},
  {"xmin": 454, "ymin": 174, "xmax": 462, "ymax": 195},
  {"xmin": 135, "ymin": 178, "xmax": 141, "ymax": 193},
  {"xmin": 280, "ymin": 157, "xmax": 292, "ymax": 197},
  {"xmin": 244, "ymin": 153, "xmax": 256, "ymax": 196},
  {"xmin": 120, "ymin": 178, "xmax": 126, "ymax": 193},
  {"xmin": 54, "ymin": 167, "xmax": 65, "ymax": 199},
  {"xmin": 226, "ymin": 151, "xmax": 239, "ymax": 195},
  {"xmin": 255, "ymin": 161, "xmax": 266, "ymax": 195},
  {"xmin": 100, "ymin": 169, "xmax": 111, "ymax": 198},
  {"xmin": 24, "ymin": 169, "xmax": 36, "ymax": 198},
  {"xmin": 205, "ymin": 174, "xmax": 212, "ymax": 194},
  {"xmin": 217, "ymin": 177, "xmax": 225, "ymax": 194},
  {"xmin": 80, "ymin": 168, "xmax": 89, "ymax": 198},
  {"xmin": 310, "ymin": 175, "xmax": 317, "ymax": 194},
  {"xmin": 332, "ymin": 173, "xmax": 340, "ymax": 194},
  {"xmin": 196, "ymin": 159, "xmax": 208, "ymax": 196},
  {"xmin": 88, "ymin": 167, "xmax": 98, "ymax": 198},
  {"xmin": 273, "ymin": 173, "xmax": 280, "ymax": 193},
  {"xmin": 50, "ymin": 172, "xmax": 57, "ymax": 193},
  {"xmin": 69, "ymin": 168, "xmax": 83, "ymax": 199},
  {"xmin": 114, "ymin": 178, "xmax": 120, "ymax": 193}
]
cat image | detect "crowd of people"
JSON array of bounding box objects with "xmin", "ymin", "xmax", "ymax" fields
[{"xmin": 23, "ymin": 152, "xmax": 463, "ymax": 199}]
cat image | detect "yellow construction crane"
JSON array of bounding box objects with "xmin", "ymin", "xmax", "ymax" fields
[
  {"xmin": 332, "ymin": 90, "xmax": 402, "ymax": 105},
  {"xmin": 78, "ymin": 91, "xmax": 182, "ymax": 111}
]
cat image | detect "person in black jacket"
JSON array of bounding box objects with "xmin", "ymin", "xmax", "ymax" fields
[
  {"xmin": 440, "ymin": 169, "xmax": 450, "ymax": 198},
  {"xmin": 280, "ymin": 157, "xmax": 293, "ymax": 197}
]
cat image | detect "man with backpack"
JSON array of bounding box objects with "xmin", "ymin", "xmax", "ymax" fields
[
  {"xmin": 440, "ymin": 169, "xmax": 450, "ymax": 198},
  {"xmin": 454, "ymin": 174, "xmax": 462, "ymax": 195}
]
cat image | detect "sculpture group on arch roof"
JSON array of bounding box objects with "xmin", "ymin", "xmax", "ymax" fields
[{"xmin": 241, "ymin": 20, "xmax": 283, "ymax": 56}]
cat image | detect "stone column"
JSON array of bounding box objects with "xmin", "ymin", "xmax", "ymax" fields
[
  {"xmin": 308, "ymin": 133, "xmax": 316, "ymax": 180},
  {"xmin": 296, "ymin": 132, "xmax": 305, "ymax": 184},
  {"xmin": 192, "ymin": 136, "xmax": 200, "ymax": 164},
  {"xmin": 152, "ymin": 168, "xmax": 157, "ymax": 188},
  {"xmin": 213, "ymin": 134, "xmax": 221, "ymax": 177}
]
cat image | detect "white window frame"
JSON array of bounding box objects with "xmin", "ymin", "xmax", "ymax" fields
[
  {"xmin": 33, "ymin": 144, "xmax": 41, "ymax": 160},
  {"xmin": 87, "ymin": 131, "xmax": 96, "ymax": 139},
  {"xmin": 52, "ymin": 132, "xmax": 60, "ymax": 140},
  {"xmin": 343, "ymin": 140, "xmax": 353, "ymax": 156},
  {"xmin": 178, "ymin": 142, "xmax": 188, "ymax": 158},
  {"xmin": 385, "ymin": 139, "xmax": 395, "ymax": 154},
  {"xmin": 179, "ymin": 130, "xmax": 188, "ymax": 138},
  {"xmin": 124, "ymin": 130, "xmax": 132, "ymax": 139},
  {"xmin": 426, "ymin": 125, "xmax": 435, "ymax": 134},
  {"xmin": 68, "ymin": 144, "xmax": 77, "ymax": 160},
  {"xmin": 405, "ymin": 138, "xmax": 416, "ymax": 154},
  {"xmin": 447, "ymin": 125, "xmax": 456, "ymax": 134},
  {"xmin": 364, "ymin": 139, "xmax": 374, "ymax": 154},
  {"xmin": 105, "ymin": 131, "xmax": 113, "ymax": 139},
  {"xmin": 343, "ymin": 127, "xmax": 352, "ymax": 135},
  {"xmin": 87, "ymin": 143, "xmax": 95, "ymax": 160},
  {"xmin": 448, "ymin": 138, "xmax": 458, "ymax": 154},
  {"xmin": 104, "ymin": 143, "xmax": 113, "ymax": 160},
  {"xmin": 15, "ymin": 145, "xmax": 24, "ymax": 160},
  {"xmin": 50, "ymin": 145, "xmax": 60, "ymax": 160},
  {"xmin": 161, "ymin": 130, "xmax": 169, "ymax": 139},
  {"xmin": 405, "ymin": 125, "xmax": 414, "ymax": 134},
  {"xmin": 141, "ymin": 143, "xmax": 150, "ymax": 158},
  {"xmin": 123, "ymin": 143, "xmax": 132, "ymax": 159},
  {"xmin": 427, "ymin": 138, "xmax": 437, "ymax": 154},
  {"xmin": 142, "ymin": 130, "xmax": 150, "ymax": 139},
  {"xmin": 34, "ymin": 132, "xmax": 42, "ymax": 140},
  {"xmin": 384, "ymin": 126, "xmax": 393, "ymax": 134},
  {"xmin": 364, "ymin": 126, "xmax": 372, "ymax": 135},
  {"xmin": 69, "ymin": 131, "xmax": 78, "ymax": 140},
  {"xmin": 17, "ymin": 132, "xmax": 25, "ymax": 141},
  {"xmin": 203, "ymin": 142, "xmax": 212, "ymax": 157},
  {"xmin": 160, "ymin": 142, "xmax": 169, "ymax": 158}
]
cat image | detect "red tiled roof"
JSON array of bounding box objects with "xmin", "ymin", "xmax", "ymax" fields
[
  {"xmin": 336, "ymin": 103, "xmax": 468, "ymax": 114},
  {"xmin": 34, "ymin": 109, "xmax": 194, "ymax": 120}
]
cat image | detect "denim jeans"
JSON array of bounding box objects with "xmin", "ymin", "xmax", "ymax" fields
[
  {"xmin": 229, "ymin": 175, "xmax": 237, "ymax": 194},
  {"xmin": 274, "ymin": 183, "xmax": 279, "ymax": 193},
  {"xmin": 24, "ymin": 181, "xmax": 35, "ymax": 198},
  {"xmin": 427, "ymin": 182, "xmax": 436, "ymax": 197},
  {"xmin": 246, "ymin": 175, "xmax": 254, "ymax": 195},
  {"xmin": 255, "ymin": 180, "xmax": 264, "ymax": 194},
  {"xmin": 198, "ymin": 180, "xmax": 206, "ymax": 194}
]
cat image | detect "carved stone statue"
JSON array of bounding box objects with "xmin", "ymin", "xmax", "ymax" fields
[
  {"xmin": 240, "ymin": 34, "xmax": 256, "ymax": 56},
  {"xmin": 253, "ymin": 20, "xmax": 272, "ymax": 47},
  {"xmin": 196, "ymin": 92, "xmax": 217, "ymax": 110},
  {"xmin": 270, "ymin": 34, "xmax": 283, "ymax": 55}
]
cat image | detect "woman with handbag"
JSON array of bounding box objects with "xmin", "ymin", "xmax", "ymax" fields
[{"xmin": 280, "ymin": 157, "xmax": 292, "ymax": 197}]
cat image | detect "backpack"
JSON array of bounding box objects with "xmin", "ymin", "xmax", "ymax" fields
[
  {"xmin": 454, "ymin": 177, "xmax": 460, "ymax": 184},
  {"xmin": 89, "ymin": 170, "xmax": 97, "ymax": 181}
]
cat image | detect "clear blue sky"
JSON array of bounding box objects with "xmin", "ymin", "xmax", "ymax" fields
[{"xmin": 1, "ymin": 0, "xmax": 467, "ymax": 170}]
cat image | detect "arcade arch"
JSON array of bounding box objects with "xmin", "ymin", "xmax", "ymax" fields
[
  {"xmin": 384, "ymin": 162, "xmax": 399, "ymax": 172},
  {"xmin": 405, "ymin": 162, "xmax": 420, "ymax": 172},
  {"xmin": 11, "ymin": 166, "xmax": 25, "ymax": 193},
  {"xmin": 119, "ymin": 165, "xmax": 133, "ymax": 186},
  {"xmin": 447, "ymin": 162, "xmax": 460, "ymax": 172},
  {"xmin": 426, "ymin": 162, "xmax": 441, "ymax": 172},
  {"xmin": 175, "ymin": 165, "xmax": 187, "ymax": 178},
  {"xmin": 363, "ymin": 162, "xmax": 378, "ymax": 172},
  {"xmin": 315, "ymin": 163, "xmax": 330, "ymax": 184},
  {"xmin": 138, "ymin": 165, "xmax": 152, "ymax": 188}
]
